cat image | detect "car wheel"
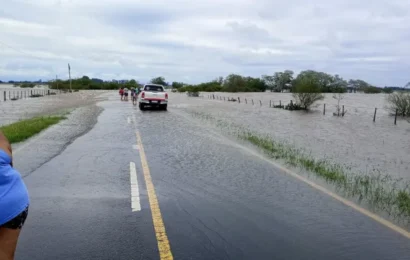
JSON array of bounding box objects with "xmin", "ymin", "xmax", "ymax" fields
[
  {"xmin": 162, "ymin": 104, "xmax": 167, "ymax": 111},
  {"xmin": 139, "ymin": 104, "xmax": 145, "ymax": 110}
]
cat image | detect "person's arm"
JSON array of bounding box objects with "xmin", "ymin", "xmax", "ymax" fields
[{"xmin": 0, "ymin": 130, "xmax": 13, "ymax": 166}]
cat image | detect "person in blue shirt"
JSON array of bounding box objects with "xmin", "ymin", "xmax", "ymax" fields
[
  {"xmin": 131, "ymin": 88, "xmax": 138, "ymax": 105},
  {"xmin": 0, "ymin": 130, "xmax": 29, "ymax": 260}
]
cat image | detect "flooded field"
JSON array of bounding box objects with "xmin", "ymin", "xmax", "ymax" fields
[
  {"xmin": 0, "ymin": 90, "xmax": 109, "ymax": 126},
  {"xmin": 0, "ymin": 83, "xmax": 48, "ymax": 89},
  {"xmin": 171, "ymin": 92, "xmax": 410, "ymax": 180}
]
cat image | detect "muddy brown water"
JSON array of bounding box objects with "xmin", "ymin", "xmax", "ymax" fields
[{"xmin": 171, "ymin": 92, "xmax": 410, "ymax": 180}]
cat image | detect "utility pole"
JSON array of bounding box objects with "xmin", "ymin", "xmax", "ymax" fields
[
  {"xmin": 68, "ymin": 63, "xmax": 72, "ymax": 92},
  {"xmin": 56, "ymin": 75, "xmax": 59, "ymax": 90}
]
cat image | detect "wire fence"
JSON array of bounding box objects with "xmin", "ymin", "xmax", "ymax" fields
[
  {"xmin": 205, "ymin": 94, "xmax": 407, "ymax": 126},
  {"xmin": 0, "ymin": 88, "xmax": 63, "ymax": 102}
]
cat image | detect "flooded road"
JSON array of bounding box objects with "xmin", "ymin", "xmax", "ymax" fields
[
  {"xmin": 173, "ymin": 92, "xmax": 410, "ymax": 180},
  {"xmin": 15, "ymin": 93, "xmax": 410, "ymax": 260}
]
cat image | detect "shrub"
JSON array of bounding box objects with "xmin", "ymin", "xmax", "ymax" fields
[
  {"xmin": 386, "ymin": 92, "xmax": 410, "ymax": 116},
  {"xmin": 363, "ymin": 86, "xmax": 382, "ymax": 94},
  {"xmin": 292, "ymin": 77, "xmax": 324, "ymax": 110},
  {"xmin": 382, "ymin": 88, "xmax": 394, "ymax": 94},
  {"xmin": 187, "ymin": 91, "xmax": 199, "ymax": 97}
]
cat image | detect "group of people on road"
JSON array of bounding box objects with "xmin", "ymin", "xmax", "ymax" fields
[{"xmin": 119, "ymin": 87, "xmax": 140, "ymax": 105}]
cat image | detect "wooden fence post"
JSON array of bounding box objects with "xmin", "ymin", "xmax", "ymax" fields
[
  {"xmin": 323, "ymin": 104, "xmax": 326, "ymax": 115},
  {"xmin": 252, "ymin": 99, "xmax": 254, "ymax": 105},
  {"xmin": 373, "ymin": 108, "xmax": 377, "ymax": 122},
  {"xmin": 395, "ymin": 109, "xmax": 398, "ymax": 125},
  {"xmin": 238, "ymin": 97, "xmax": 240, "ymax": 103}
]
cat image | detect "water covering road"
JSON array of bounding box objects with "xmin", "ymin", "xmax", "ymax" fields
[{"xmin": 15, "ymin": 93, "xmax": 410, "ymax": 259}]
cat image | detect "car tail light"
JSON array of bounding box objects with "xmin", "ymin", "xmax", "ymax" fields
[
  {"xmin": 165, "ymin": 93, "xmax": 168, "ymax": 99},
  {"xmin": 141, "ymin": 92, "xmax": 145, "ymax": 98}
]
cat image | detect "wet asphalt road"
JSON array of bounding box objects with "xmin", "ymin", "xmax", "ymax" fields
[{"xmin": 15, "ymin": 95, "xmax": 410, "ymax": 260}]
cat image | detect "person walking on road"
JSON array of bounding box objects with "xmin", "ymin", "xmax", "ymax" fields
[
  {"xmin": 119, "ymin": 87, "xmax": 124, "ymax": 101},
  {"xmin": 123, "ymin": 87, "xmax": 129, "ymax": 101},
  {"xmin": 0, "ymin": 131, "xmax": 29, "ymax": 260},
  {"xmin": 131, "ymin": 88, "xmax": 137, "ymax": 105}
]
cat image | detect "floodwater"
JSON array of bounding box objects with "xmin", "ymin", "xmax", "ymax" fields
[
  {"xmin": 171, "ymin": 92, "xmax": 410, "ymax": 180},
  {"xmin": 0, "ymin": 90, "xmax": 108, "ymax": 126},
  {"xmin": 0, "ymin": 83, "xmax": 48, "ymax": 88},
  {"xmin": 2, "ymin": 89, "xmax": 409, "ymax": 180},
  {"xmin": 0, "ymin": 83, "xmax": 50, "ymax": 102}
]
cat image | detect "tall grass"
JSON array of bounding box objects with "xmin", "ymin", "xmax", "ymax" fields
[
  {"xmin": 1, "ymin": 116, "xmax": 66, "ymax": 144},
  {"xmin": 190, "ymin": 110, "xmax": 410, "ymax": 220}
]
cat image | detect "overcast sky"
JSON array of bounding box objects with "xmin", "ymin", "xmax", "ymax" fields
[{"xmin": 1, "ymin": 0, "xmax": 409, "ymax": 86}]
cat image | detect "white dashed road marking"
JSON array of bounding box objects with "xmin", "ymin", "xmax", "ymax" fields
[{"xmin": 129, "ymin": 162, "xmax": 141, "ymax": 212}]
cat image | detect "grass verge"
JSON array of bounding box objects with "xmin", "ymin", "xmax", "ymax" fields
[
  {"xmin": 190, "ymin": 111, "xmax": 410, "ymax": 221},
  {"xmin": 1, "ymin": 116, "xmax": 66, "ymax": 144}
]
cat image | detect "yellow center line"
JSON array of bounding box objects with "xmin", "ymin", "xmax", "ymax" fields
[{"xmin": 136, "ymin": 131, "xmax": 174, "ymax": 260}]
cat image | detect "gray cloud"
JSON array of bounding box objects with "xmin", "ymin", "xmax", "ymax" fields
[{"xmin": 0, "ymin": 0, "xmax": 409, "ymax": 86}]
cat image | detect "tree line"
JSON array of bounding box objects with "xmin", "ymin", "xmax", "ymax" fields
[
  {"xmin": 7, "ymin": 70, "xmax": 410, "ymax": 94},
  {"xmin": 42, "ymin": 76, "xmax": 168, "ymax": 90},
  {"xmin": 174, "ymin": 70, "xmax": 406, "ymax": 94}
]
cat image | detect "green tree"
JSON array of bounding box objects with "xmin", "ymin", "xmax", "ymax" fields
[
  {"xmin": 363, "ymin": 86, "xmax": 382, "ymax": 93},
  {"xmin": 382, "ymin": 88, "xmax": 394, "ymax": 94},
  {"xmin": 150, "ymin": 77, "xmax": 167, "ymax": 86},
  {"xmin": 125, "ymin": 79, "xmax": 138, "ymax": 89},
  {"xmin": 16, "ymin": 83, "xmax": 36, "ymax": 88},
  {"xmin": 244, "ymin": 77, "xmax": 267, "ymax": 92},
  {"xmin": 292, "ymin": 72, "xmax": 324, "ymax": 109},
  {"xmin": 79, "ymin": 76, "xmax": 91, "ymax": 87},
  {"xmin": 275, "ymin": 70, "xmax": 294, "ymax": 92},
  {"xmin": 348, "ymin": 79, "xmax": 371, "ymax": 91},
  {"xmin": 223, "ymin": 74, "xmax": 247, "ymax": 92},
  {"xmin": 262, "ymin": 75, "xmax": 275, "ymax": 91},
  {"xmin": 328, "ymin": 74, "xmax": 348, "ymax": 93},
  {"xmin": 214, "ymin": 76, "xmax": 224, "ymax": 85},
  {"xmin": 263, "ymin": 70, "xmax": 294, "ymax": 92},
  {"xmin": 171, "ymin": 82, "xmax": 185, "ymax": 89},
  {"xmin": 295, "ymin": 70, "xmax": 330, "ymax": 92}
]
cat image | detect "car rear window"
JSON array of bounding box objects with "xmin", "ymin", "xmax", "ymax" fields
[{"xmin": 144, "ymin": 85, "xmax": 164, "ymax": 92}]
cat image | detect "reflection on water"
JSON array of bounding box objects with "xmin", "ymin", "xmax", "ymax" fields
[{"xmin": 172, "ymin": 92, "xmax": 410, "ymax": 180}]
